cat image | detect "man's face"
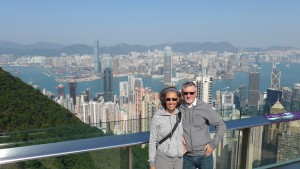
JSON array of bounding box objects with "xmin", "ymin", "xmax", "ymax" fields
[{"xmin": 182, "ymin": 86, "xmax": 197, "ymax": 105}]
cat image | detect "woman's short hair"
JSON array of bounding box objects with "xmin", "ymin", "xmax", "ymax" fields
[{"xmin": 159, "ymin": 87, "xmax": 182, "ymax": 110}]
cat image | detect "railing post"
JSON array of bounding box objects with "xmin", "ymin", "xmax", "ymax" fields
[
  {"xmin": 126, "ymin": 146, "xmax": 133, "ymax": 169},
  {"xmin": 240, "ymin": 127, "xmax": 250, "ymax": 169}
]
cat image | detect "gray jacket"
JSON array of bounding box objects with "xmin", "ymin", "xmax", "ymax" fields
[
  {"xmin": 179, "ymin": 99, "xmax": 226, "ymax": 156},
  {"xmin": 148, "ymin": 109, "xmax": 184, "ymax": 167}
]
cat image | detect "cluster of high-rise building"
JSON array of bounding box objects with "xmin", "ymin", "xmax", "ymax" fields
[{"xmin": 53, "ymin": 74, "xmax": 160, "ymax": 134}]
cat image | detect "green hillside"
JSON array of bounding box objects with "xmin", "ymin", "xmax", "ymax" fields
[
  {"xmin": 0, "ymin": 67, "xmax": 85, "ymax": 132},
  {"xmin": 0, "ymin": 67, "xmax": 149, "ymax": 169},
  {"xmin": 0, "ymin": 67, "xmax": 106, "ymax": 146}
]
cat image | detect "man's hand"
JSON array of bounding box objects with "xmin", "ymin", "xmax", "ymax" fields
[
  {"xmin": 204, "ymin": 144, "xmax": 214, "ymax": 156},
  {"xmin": 149, "ymin": 166, "xmax": 156, "ymax": 169},
  {"xmin": 182, "ymin": 137, "xmax": 187, "ymax": 154}
]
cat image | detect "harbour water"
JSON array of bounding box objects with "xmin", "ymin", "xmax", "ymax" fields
[{"xmin": 2, "ymin": 62, "xmax": 300, "ymax": 98}]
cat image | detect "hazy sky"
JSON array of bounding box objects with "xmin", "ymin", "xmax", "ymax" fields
[{"xmin": 1, "ymin": 0, "xmax": 300, "ymax": 48}]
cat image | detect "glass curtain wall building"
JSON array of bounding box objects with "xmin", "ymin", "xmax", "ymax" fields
[
  {"xmin": 103, "ymin": 67, "xmax": 113, "ymax": 102},
  {"xmin": 163, "ymin": 46, "xmax": 172, "ymax": 86},
  {"xmin": 93, "ymin": 40, "xmax": 101, "ymax": 74}
]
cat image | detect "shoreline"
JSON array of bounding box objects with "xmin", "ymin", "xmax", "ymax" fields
[{"xmin": 55, "ymin": 73, "xmax": 133, "ymax": 83}]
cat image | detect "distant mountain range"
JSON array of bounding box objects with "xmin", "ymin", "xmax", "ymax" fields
[{"xmin": 0, "ymin": 41, "xmax": 298, "ymax": 57}]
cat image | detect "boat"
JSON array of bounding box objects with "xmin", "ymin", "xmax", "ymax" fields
[{"xmin": 151, "ymin": 75, "xmax": 163, "ymax": 79}]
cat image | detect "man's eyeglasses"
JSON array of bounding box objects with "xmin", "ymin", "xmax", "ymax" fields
[
  {"xmin": 165, "ymin": 98, "xmax": 179, "ymax": 101},
  {"xmin": 183, "ymin": 92, "xmax": 196, "ymax": 95}
]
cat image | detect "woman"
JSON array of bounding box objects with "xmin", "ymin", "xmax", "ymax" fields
[{"xmin": 149, "ymin": 87, "xmax": 185, "ymax": 169}]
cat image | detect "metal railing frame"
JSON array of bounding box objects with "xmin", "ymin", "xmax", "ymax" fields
[{"xmin": 0, "ymin": 115, "xmax": 299, "ymax": 169}]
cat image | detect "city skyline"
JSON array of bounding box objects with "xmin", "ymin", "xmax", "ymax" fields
[{"xmin": 1, "ymin": 0, "xmax": 300, "ymax": 48}]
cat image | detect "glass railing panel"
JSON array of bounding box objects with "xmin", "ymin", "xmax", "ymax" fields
[
  {"xmin": 213, "ymin": 129, "xmax": 242, "ymax": 169},
  {"xmin": 132, "ymin": 144, "xmax": 149, "ymax": 169},
  {"xmin": 0, "ymin": 124, "xmax": 108, "ymax": 149},
  {"xmin": 212, "ymin": 119, "xmax": 300, "ymax": 169},
  {"xmin": 99, "ymin": 117, "xmax": 151, "ymax": 134},
  {"xmin": 1, "ymin": 114, "xmax": 300, "ymax": 169},
  {"xmin": 0, "ymin": 107, "xmax": 266, "ymax": 150},
  {"xmin": 258, "ymin": 120, "xmax": 300, "ymax": 168},
  {"xmin": 215, "ymin": 106, "xmax": 265, "ymax": 120},
  {"xmin": 0, "ymin": 147, "xmax": 126, "ymax": 169},
  {"xmin": 213, "ymin": 119, "xmax": 300, "ymax": 169}
]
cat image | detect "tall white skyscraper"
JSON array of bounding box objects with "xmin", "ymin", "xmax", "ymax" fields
[
  {"xmin": 221, "ymin": 91, "xmax": 235, "ymax": 118},
  {"xmin": 163, "ymin": 46, "xmax": 173, "ymax": 86},
  {"xmin": 119, "ymin": 81, "xmax": 129, "ymax": 105},
  {"xmin": 119, "ymin": 81, "xmax": 129, "ymax": 97},
  {"xmin": 201, "ymin": 58, "xmax": 208, "ymax": 75},
  {"xmin": 194, "ymin": 75, "xmax": 213, "ymax": 105},
  {"xmin": 128, "ymin": 75, "xmax": 135, "ymax": 103}
]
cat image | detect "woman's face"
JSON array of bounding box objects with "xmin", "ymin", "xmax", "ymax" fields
[{"xmin": 165, "ymin": 91, "xmax": 179, "ymax": 113}]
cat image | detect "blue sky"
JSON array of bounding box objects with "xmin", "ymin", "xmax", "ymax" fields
[{"xmin": 1, "ymin": 0, "xmax": 300, "ymax": 48}]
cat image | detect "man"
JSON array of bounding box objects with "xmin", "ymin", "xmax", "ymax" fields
[{"xmin": 179, "ymin": 81, "xmax": 226, "ymax": 169}]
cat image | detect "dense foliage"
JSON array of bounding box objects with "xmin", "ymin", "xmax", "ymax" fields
[{"xmin": 0, "ymin": 67, "xmax": 86, "ymax": 132}]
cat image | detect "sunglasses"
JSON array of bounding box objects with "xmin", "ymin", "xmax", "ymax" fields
[
  {"xmin": 183, "ymin": 92, "xmax": 196, "ymax": 95},
  {"xmin": 165, "ymin": 98, "xmax": 179, "ymax": 101}
]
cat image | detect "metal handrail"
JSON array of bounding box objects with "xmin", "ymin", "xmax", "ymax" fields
[{"xmin": 0, "ymin": 115, "xmax": 298, "ymax": 168}]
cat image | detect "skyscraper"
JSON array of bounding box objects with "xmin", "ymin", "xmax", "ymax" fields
[
  {"xmin": 221, "ymin": 91, "xmax": 235, "ymax": 118},
  {"xmin": 248, "ymin": 71, "xmax": 260, "ymax": 116},
  {"xmin": 201, "ymin": 58, "xmax": 208, "ymax": 75},
  {"xmin": 128, "ymin": 75, "xmax": 135, "ymax": 103},
  {"xmin": 82, "ymin": 88, "xmax": 91, "ymax": 102},
  {"xmin": 163, "ymin": 46, "xmax": 172, "ymax": 86},
  {"xmin": 261, "ymin": 101, "xmax": 285, "ymax": 166},
  {"xmin": 282, "ymin": 87, "xmax": 292, "ymax": 112},
  {"xmin": 255, "ymin": 55, "xmax": 260, "ymax": 67},
  {"xmin": 93, "ymin": 40, "xmax": 101, "ymax": 74},
  {"xmin": 265, "ymin": 88, "xmax": 283, "ymax": 114},
  {"xmin": 68, "ymin": 82, "xmax": 77, "ymax": 105},
  {"xmin": 134, "ymin": 78, "xmax": 143, "ymax": 88},
  {"xmin": 291, "ymin": 83, "xmax": 300, "ymax": 112},
  {"xmin": 270, "ymin": 85, "xmax": 300, "ymax": 164},
  {"xmin": 57, "ymin": 84, "xmax": 65, "ymax": 98},
  {"xmin": 103, "ymin": 67, "xmax": 113, "ymax": 102},
  {"xmin": 119, "ymin": 81, "xmax": 129, "ymax": 105},
  {"xmin": 222, "ymin": 59, "xmax": 233, "ymax": 79},
  {"xmin": 194, "ymin": 75, "xmax": 213, "ymax": 105},
  {"xmin": 271, "ymin": 62, "xmax": 281, "ymax": 89},
  {"xmin": 134, "ymin": 87, "xmax": 160, "ymax": 132},
  {"xmin": 113, "ymin": 58, "xmax": 120, "ymax": 74},
  {"xmin": 277, "ymin": 120, "xmax": 300, "ymax": 163},
  {"xmin": 238, "ymin": 84, "xmax": 247, "ymax": 113}
]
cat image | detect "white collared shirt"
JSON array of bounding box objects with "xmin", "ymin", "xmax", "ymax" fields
[{"xmin": 187, "ymin": 99, "xmax": 197, "ymax": 108}]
